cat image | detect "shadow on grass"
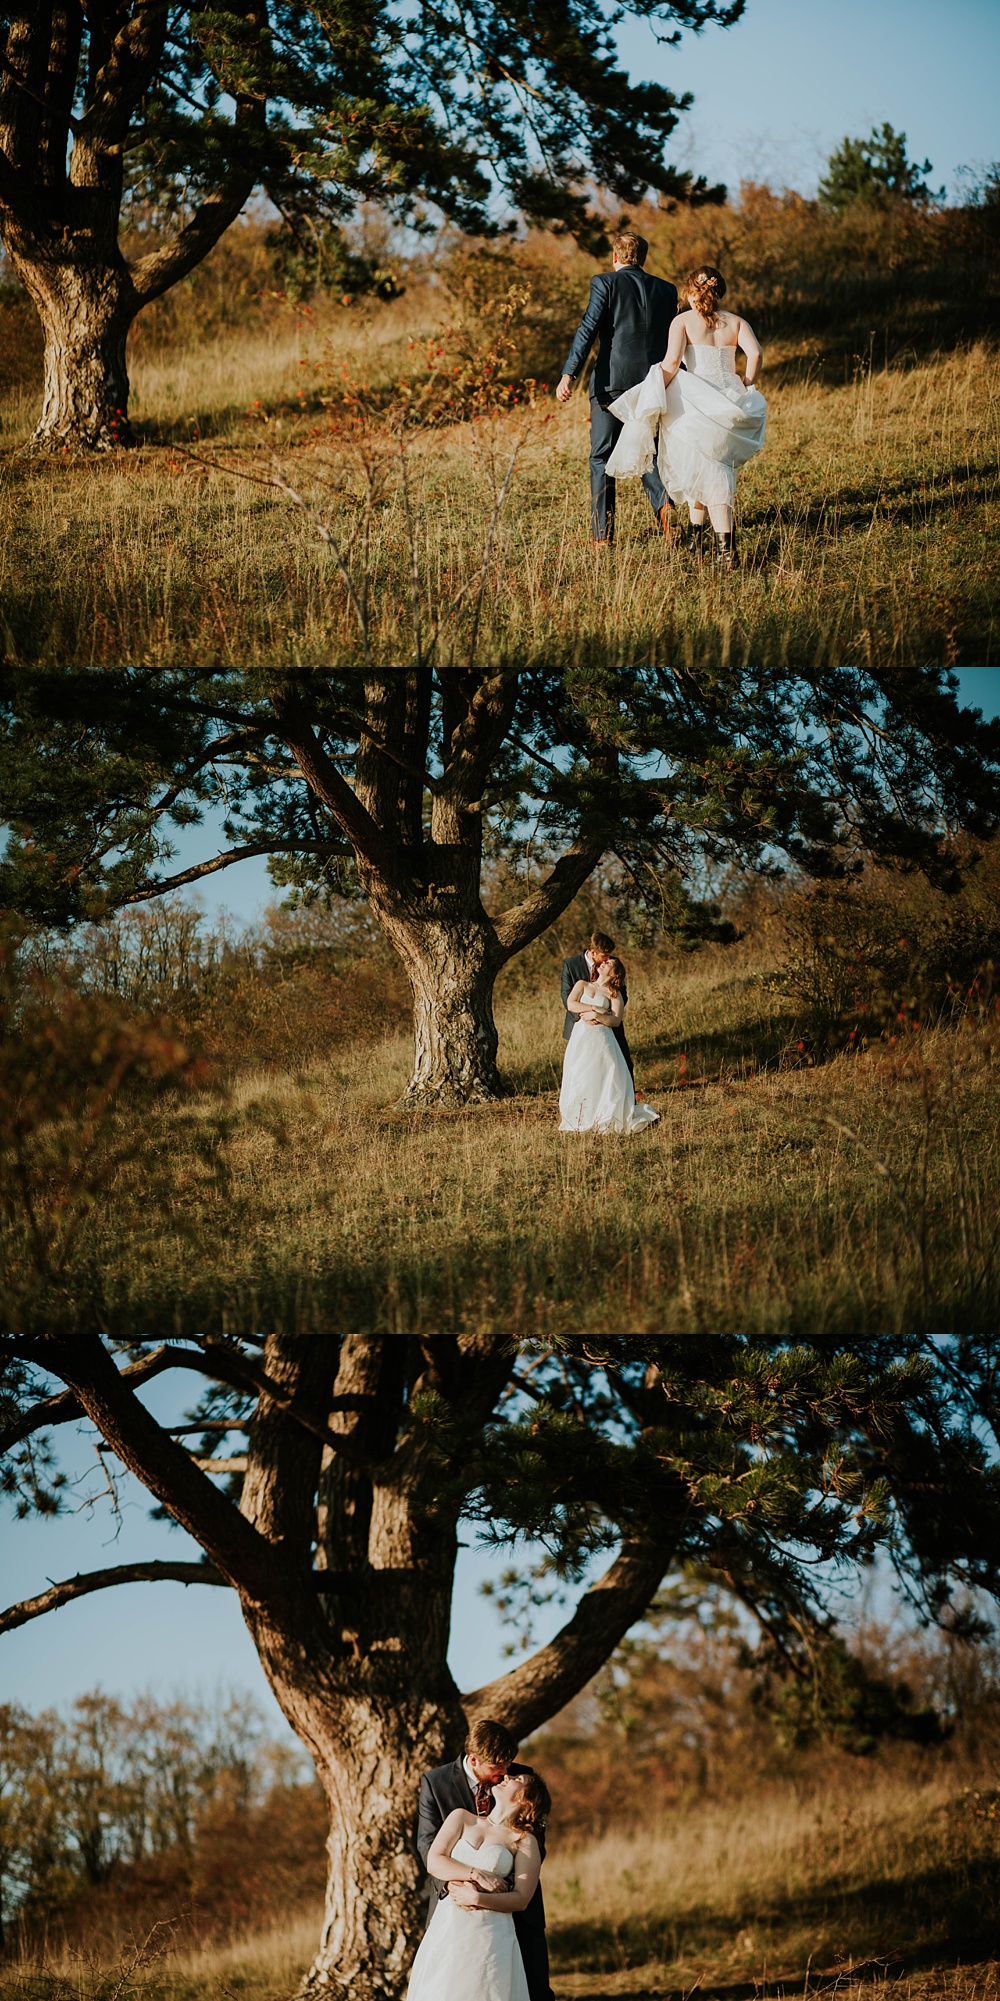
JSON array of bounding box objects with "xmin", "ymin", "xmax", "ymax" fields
[
  {"xmin": 550, "ymin": 1848, "xmax": 1000, "ymax": 1989},
  {"xmin": 638, "ymin": 1004, "xmax": 804, "ymax": 1081}
]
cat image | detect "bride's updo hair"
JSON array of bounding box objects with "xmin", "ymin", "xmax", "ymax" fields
[
  {"xmin": 602, "ymin": 957, "xmax": 626, "ymax": 996},
  {"xmin": 685, "ymin": 265, "xmax": 727, "ymax": 328},
  {"xmin": 507, "ymin": 1769, "xmax": 551, "ymax": 1840}
]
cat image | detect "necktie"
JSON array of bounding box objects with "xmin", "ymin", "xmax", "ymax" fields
[{"xmin": 475, "ymin": 1782, "xmax": 493, "ymax": 1816}]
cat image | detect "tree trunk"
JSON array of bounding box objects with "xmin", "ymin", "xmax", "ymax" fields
[
  {"xmin": 11, "ymin": 254, "xmax": 136, "ymax": 452},
  {"xmin": 389, "ymin": 920, "xmax": 505, "ymax": 1106},
  {"xmin": 243, "ymin": 1596, "xmax": 464, "ymax": 2001},
  {"xmin": 306, "ymin": 1687, "xmax": 461, "ymax": 1999}
]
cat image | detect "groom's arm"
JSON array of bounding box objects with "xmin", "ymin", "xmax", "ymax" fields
[
  {"xmin": 560, "ymin": 958, "xmax": 577, "ymax": 1008},
  {"xmin": 558, "ymin": 275, "xmax": 610, "ymax": 394},
  {"xmin": 416, "ymin": 1773, "xmax": 443, "ymax": 1872}
]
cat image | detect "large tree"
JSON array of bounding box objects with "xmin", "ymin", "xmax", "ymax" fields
[
  {"xmin": 0, "ymin": 1, "xmax": 737, "ymax": 452},
  {"xmin": 1, "ymin": 668, "xmax": 999, "ymax": 1107},
  {"xmin": 3, "ymin": 1335, "xmax": 997, "ymax": 1996}
]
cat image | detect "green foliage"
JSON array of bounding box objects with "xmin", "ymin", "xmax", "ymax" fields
[
  {"xmin": 755, "ymin": 1632, "xmax": 945, "ymax": 1755},
  {"xmin": 819, "ymin": 124, "xmax": 944, "ymax": 215},
  {"xmin": 268, "ymin": 218, "xmax": 405, "ymax": 307},
  {"xmin": 2, "ymin": 672, "xmax": 998, "ymax": 936}
]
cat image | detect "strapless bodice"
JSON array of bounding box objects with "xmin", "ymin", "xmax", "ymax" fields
[
  {"xmin": 450, "ymin": 1835, "xmax": 514, "ymax": 1874},
  {"xmin": 684, "ymin": 343, "xmax": 738, "ymax": 386}
]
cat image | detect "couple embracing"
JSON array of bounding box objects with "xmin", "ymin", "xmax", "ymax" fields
[
  {"xmin": 409, "ymin": 1718, "xmax": 552, "ymax": 2001},
  {"xmin": 556, "ymin": 230, "xmax": 766, "ymax": 568},
  {"xmin": 558, "ymin": 929, "xmax": 658, "ymax": 1135}
]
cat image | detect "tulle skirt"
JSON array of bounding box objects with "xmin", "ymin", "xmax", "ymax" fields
[
  {"xmin": 559, "ymin": 1022, "xmax": 658, "ymax": 1135},
  {"xmin": 606, "ymin": 363, "xmax": 767, "ymax": 510}
]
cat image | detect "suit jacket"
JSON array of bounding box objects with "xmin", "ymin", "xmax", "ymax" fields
[
  {"xmin": 416, "ymin": 1758, "xmax": 546, "ymax": 1935},
  {"xmin": 560, "ymin": 954, "xmax": 628, "ymax": 1041},
  {"xmin": 563, "ymin": 267, "xmax": 677, "ymax": 407}
]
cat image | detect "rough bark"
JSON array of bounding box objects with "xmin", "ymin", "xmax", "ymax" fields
[
  {"xmin": 385, "ymin": 915, "xmax": 505, "ymax": 1106},
  {"xmin": 3, "ymin": 230, "xmax": 137, "ymax": 451}
]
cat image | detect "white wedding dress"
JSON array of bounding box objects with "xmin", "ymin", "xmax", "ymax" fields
[
  {"xmin": 558, "ymin": 990, "xmax": 658, "ymax": 1134},
  {"xmin": 605, "ymin": 344, "xmax": 767, "ymax": 510},
  {"xmin": 406, "ymin": 1838, "xmax": 530, "ymax": 2001}
]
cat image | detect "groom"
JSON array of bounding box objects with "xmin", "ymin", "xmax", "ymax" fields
[
  {"xmin": 416, "ymin": 1717, "xmax": 554, "ymax": 2001},
  {"xmin": 556, "ymin": 230, "xmax": 678, "ymax": 546},
  {"xmin": 561, "ymin": 929, "xmax": 633, "ymax": 1080}
]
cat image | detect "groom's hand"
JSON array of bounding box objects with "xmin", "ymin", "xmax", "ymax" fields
[
  {"xmin": 470, "ymin": 1869, "xmax": 505, "ymax": 1891},
  {"xmin": 556, "ymin": 374, "xmax": 573, "ymax": 403},
  {"xmin": 448, "ymin": 1881, "xmax": 481, "ymax": 1908}
]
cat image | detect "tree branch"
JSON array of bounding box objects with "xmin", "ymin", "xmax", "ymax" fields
[
  {"xmin": 29, "ymin": 1334, "xmax": 283, "ymax": 1602},
  {"xmin": 117, "ymin": 839, "xmax": 341, "ymax": 904},
  {"xmin": 491, "ymin": 836, "xmax": 606, "ymax": 960},
  {"xmin": 1, "ymin": 1339, "xmax": 372, "ymax": 1468},
  {"xmin": 270, "ymin": 691, "xmax": 398, "ymax": 880},
  {"xmin": 461, "ymin": 1538, "xmax": 672, "ymax": 1739},
  {"xmin": 441, "ymin": 671, "xmax": 520, "ymax": 803},
  {"xmin": 0, "ymin": 1560, "xmax": 226, "ymax": 1637}
]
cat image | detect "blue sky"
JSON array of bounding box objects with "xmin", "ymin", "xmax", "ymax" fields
[
  {"xmin": 618, "ymin": 0, "xmax": 1000, "ymax": 202},
  {"xmin": 0, "ymin": 1384, "xmax": 588, "ymax": 1732}
]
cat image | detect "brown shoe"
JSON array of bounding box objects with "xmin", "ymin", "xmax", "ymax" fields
[{"xmin": 657, "ymin": 503, "xmax": 680, "ymax": 546}]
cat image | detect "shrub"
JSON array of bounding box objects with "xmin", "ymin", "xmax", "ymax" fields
[{"xmin": 778, "ymin": 842, "xmax": 1000, "ymax": 1037}]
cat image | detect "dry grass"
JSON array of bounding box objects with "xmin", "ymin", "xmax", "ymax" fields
[
  {"xmin": 5, "ymin": 941, "xmax": 998, "ymax": 1336},
  {"xmin": 4, "ymin": 1773, "xmax": 998, "ymax": 2001},
  {"xmin": 0, "ymin": 285, "xmax": 996, "ymax": 664}
]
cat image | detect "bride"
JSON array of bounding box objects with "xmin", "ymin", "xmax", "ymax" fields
[
  {"xmin": 406, "ymin": 1768, "xmax": 551, "ymax": 2001},
  {"xmin": 559, "ymin": 957, "xmax": 658, "ymax": 1134},
  {"xmin": 606, "ymin": 264, "xmax": 766, "ymax": 569}
]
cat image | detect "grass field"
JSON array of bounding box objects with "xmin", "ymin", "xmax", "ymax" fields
[
  {"xmin": 0, "ymin": 282, "xmax": 996, "ymax": 666},
  {"xmin": 7, "ymin": 935, "xmax": 999, "ymax": 1337},
  {"xmin": 4, "ymin": 1770, "xmax": 998, "ymax": 2001}
]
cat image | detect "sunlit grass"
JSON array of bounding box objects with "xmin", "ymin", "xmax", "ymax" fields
[
  {"xmin": 5, "ymin": 1771, "xmax": 998, "ymax": 2000},
  {"xmin": 0, "ymin": 297, "xmax": 995, "ymax": 664},
  {"xmin": 5, "ymin": 944, "xmax": 998, "ymax": 1337}
]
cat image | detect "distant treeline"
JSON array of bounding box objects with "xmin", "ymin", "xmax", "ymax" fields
[
  {"xmin": 15, "ymin": 835, "xmax": 1000, "ymax": 1078},
  {"xmin": 0, "ymin": 1692, "xmax": 322, "ymax": 1950}
]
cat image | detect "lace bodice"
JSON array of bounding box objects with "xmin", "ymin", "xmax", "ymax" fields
[
  {"xmin": 450, "ymin": 1835, "xmax": 515, "ymax": 1875},
  {"xmin": 684, "ymin": 343, "xmax": 738, "ymax": 386}
]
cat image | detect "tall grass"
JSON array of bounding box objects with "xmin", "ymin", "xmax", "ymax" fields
[
  {"xmin": 1, "ymin": 234, "xmax": 996, "ymax": 663},
  {"xmin": 4, "ymin": 938, "xmax": 998, "ymax": 1336},
  {"xmin": 5, "ymin": 1771, "xmax": 998, "ymax": 2001}
]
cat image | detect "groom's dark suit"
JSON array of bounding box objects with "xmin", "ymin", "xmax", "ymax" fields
[
  {"xmin": 561, "ymin": 953, "xmax": 633, "ymax": 1081},
  {"xmin": 416, "ymin": 1758, "xmax": 553, "ymax": 2001},
  {"xmin": 562, "ymin": 264, "xmax": 678, "ymax": 541}
]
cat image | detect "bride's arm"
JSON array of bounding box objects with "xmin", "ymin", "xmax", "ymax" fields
[
  {"xmin": 448, "ymin": 1836, "xmax": 541, "ymax": 1911},
  {"xmin": 427, "ymin": 1809, "xmax": 475, "ymax": 1882},
  {"xmin": 659, "ymin": 312, "xmax": 688, "ymax": 386},
  {"xmin": 738, "ymin": 315, "xmax": 762, "ymax": 385},
  {"xmin": 566, "ymin": 980, "xmax": 588, "ymax": 1015}
]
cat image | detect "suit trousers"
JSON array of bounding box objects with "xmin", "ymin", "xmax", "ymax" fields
[
  {"xmin": 590, "ymin": 397, "xmax": 668, "ymax": 542},
  {"xmin": 514, "ymin": 1918, "xmax": 555, "ymax": 2001}
]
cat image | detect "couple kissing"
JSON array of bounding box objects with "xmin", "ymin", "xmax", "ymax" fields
[
  {"xmin": 559, "ymin": 929, "xmax": 658, "ymax": 1135},
  {"xmin": 410, "ymin": 1717, "xmax": 553, "ymax": 2001}
]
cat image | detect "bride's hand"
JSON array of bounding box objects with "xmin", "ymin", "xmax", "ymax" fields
[
  {"xmin": 448, "ymin": 1880, "xmax": 481, "ymax": 1907},
  {"xmin": 469, "ymin": 1869, "xmax": 505, "ymax": 1891}
]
